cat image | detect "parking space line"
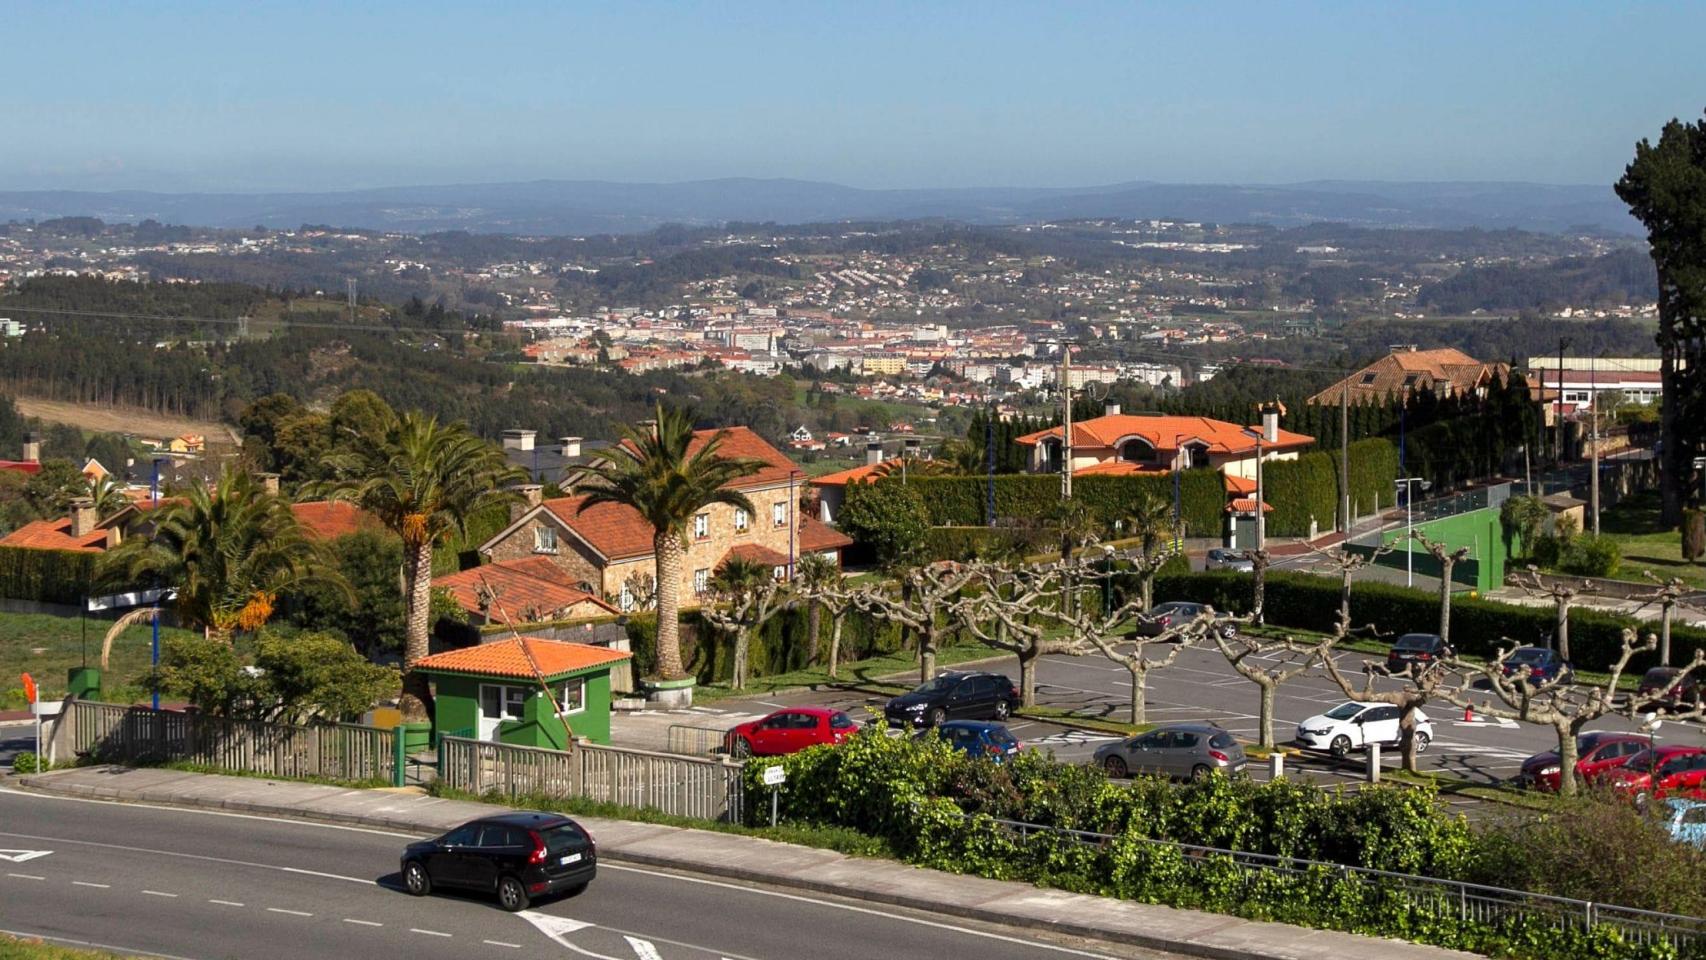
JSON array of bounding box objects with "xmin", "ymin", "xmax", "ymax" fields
[
  {"xmin": 483, "ymin": 940, "xmax": 522, "ymax": 949},
  {"xmin": 141, "ymin": 890, "xmax": 178, "ymax": 898},
  {"xmin": 6, "ymin": 873, "xmax": 44, "ymax": 880},
  {"xmin": 71, "ymin": 881, "xmax": 110, "ymax": 889},
  {"xmin": 267, "ymin": 908, "xmax": 312, "ymax": 917},
  {"xmin": 209, "ymin": 899, "xmax": 244, "ymax": 907},
  {"xmin": 343, "ymin": 919, "xmax": 383, "ymax": 927}
]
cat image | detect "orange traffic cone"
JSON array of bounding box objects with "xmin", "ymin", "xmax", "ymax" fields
[{"xmin": 1463, "ymin": 703, "xmax": 1474, "ymax": 722}]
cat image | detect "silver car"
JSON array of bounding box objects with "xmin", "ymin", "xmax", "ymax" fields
[
  {"xmin": 1204, "ymin": 548, "xmax": 1254, "ymax": 572},
  {"xmin": 1093, "ymin": 722, "xmax": 1247, "ymax": 781}
]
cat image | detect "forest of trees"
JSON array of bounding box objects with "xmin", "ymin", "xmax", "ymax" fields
[{"xmin": 1416, "ymin": 248, "xmax": 1658, "ymax": 314}]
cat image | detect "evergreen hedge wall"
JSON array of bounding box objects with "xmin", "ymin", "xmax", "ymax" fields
[
  {"xmin": 907, "ymin": 470, "xmax": 1226, "ymax": 536},
  {"xmin": 1261, "ymin": 452, "xmax": 1339, "ymax": 537},
  {"xmin": 0, "ymin": 546, "xmax": 96, "ymax": 606}
]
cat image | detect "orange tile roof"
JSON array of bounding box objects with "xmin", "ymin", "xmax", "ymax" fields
[
  {"xmin": 0, "ymin": 518, "xmax": 108, "ymax": 552},
  {"xmin": 543, "ymin": 495, "xmax": 656, "ymax": 560},
  {"xmin": 1073, "ymin": 461, "xmax": 1170, "ymax": 477},
  {"xmin": 290, "ymin": 501, "xmax": 377, "ymax": 540},
  {"xmin": 723, "ymin": 542, "xmax": 791, "ymax": 567},
  {"xmin": 809, "ymin": 462, "xmax": 886, "ymax": 487},
  {"xmin": 797, "ymin": 516, "xmax": 853, "ymax": 553},
  {"xmin": 1222, "ymin": 473, "xmax": 1258, "ymax": 496},
  {"xmin": 1016, "ymin": 414, "xmax": 1314, "ymax": 454},
  {"xmin": 437, "ymin": 559, "xmax": 618, "ymax": 625},
  {"xmin": 1227, "ymin": 498, "xmax": 1274, "ymax": 514},
  {"xmin": 413, "ymin": 636, "xmax": 631, "ymax": 680},
  {"xmin": 1308, "ymin": 348, "xmax": 1506, "ymax": 404}
]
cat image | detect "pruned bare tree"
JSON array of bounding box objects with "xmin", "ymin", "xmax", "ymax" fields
[
  {"xmin": 1637, "ymin": 573, "xmax": 1691, "ymax": 666},
  {"xmin": 699, "ymin": 558, "xmax": 790, "ymax": 691},
  {"xmin": 1320, "ymin": 640, "xmax": 1460, "ymax": 773},
  {"xmin": 1249, "ymin": 547, "xmax": 1271, "ymax": 625},
  {"xmin": 1212, "ymin": 629, "xmax": 1323, "ymax": 749},
  {"xmin": 957, "ymin": 558, "xmax": 1091, "ymax": 706},
  {"xmin": 838, "ymin": 561, "xmax": 983, "ymax": 683},
  {"xmin": 1513, "ymin": 568, "xmax": 1597, "ymax": 662},
  {"xmin": 1413, "ymin": 532, "xmax": 1471, "ymax": 648}
]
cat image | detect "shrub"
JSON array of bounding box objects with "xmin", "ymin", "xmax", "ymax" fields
[
  {"xmin": 0, "ymin": 546, "xmax": 97, "ymax": 605},
  {"xmin": 906, "ymin": 471, "xmax": 1225, "ymax": 538},
  {"xmin": 10, "ymin": 751, "xmax": 39, "ymax": 774},
  {"xmin": 1561, "ymin": 534, "xmax": 1622, "ymax": 578},
  {"xmin": 1684, "ymin": 509, "xmax": 1704, "ymax": 564},
  {"xmin": 1531, "ymin": 534, "xmax": 1564, "ymax": 568}
]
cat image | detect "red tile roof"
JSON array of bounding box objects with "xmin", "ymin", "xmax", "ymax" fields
[
  {"xmin": 413, "ymin": 636, "xmax": 631, "ymax": 680},
  {"xmin": 809, "ymin": 462, "xmax": 886, "ymax": 487},
  {"xmin": 290, "ymin": 501, "xmax": 377, "ymax": 540},
  {"xmin": 0, "ymin": 518, "xmax": 108, "ymax": 552},
  {"xmin": 543, "ymin": 495, "xmax": 656, "ymax": 560},
  {"xmin": 1222, "ymin": 474, "xmax": 1258, "ymax": 496},
  {"xmin": 1016, "ymin": 414, "xmax": 1314, "ymax": 454},
  {"xmin": 1227, "ymin": 498, "xmax": 1274, "ymax": 514},
  {"xmin": 1074, "ymin": 461, "xmax": 1170, "ymax": 477},
  {"xmin": 797, "ymin": 516, "xmax": 853, "ymax": 553},
  {"xmin": 0, "ymin": 460, "xmax": 42, "ymax": 475},
  {"xmin": 437, "ymin": 559, "xmax": 618, "ymax": 625},
  {"xmin": 1308, "ymin": 348, "xmax": 1505, "ymax": 405},
  {"xmin": 723, "ymin": 543, "xmax": 791, "ymax": 567}
]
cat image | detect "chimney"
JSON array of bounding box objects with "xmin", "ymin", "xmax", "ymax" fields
[
  {"xmin": 865, "ymin": 440, "xmax": 885, "ymax": 466},
  {"xmin": 70, "ymin": 497, "xmax": 97, "ymax": 538},
  {"xmin": 560, "ymin": 436, "xmax": 583, "ymax": 458},
  {"xmin": 501, "ymin": 429, "xmax": 536, "ymax": 452},
  {"xmin": 1104, "ymin": 402, "xmax": 1121, "ymax": 417},
  {"xmin": 509, "ymin": 484, "xmax": 543, "ymax": 522},
  {"xmin": 258, "ymin": 473, "xmax": 280, "ymax": 496},
  {"xmin": 1261, "ymin": 406, "xmax": 1279, "ymax": 444},
  {"xmin": 21, "ymin": 431, "xmax": 40, "ymax": 463},
  {"xmin": 105, "ymin": 527, "xmax": 123, "ymax": 550}
]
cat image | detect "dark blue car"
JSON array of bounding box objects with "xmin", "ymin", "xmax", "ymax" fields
[
  {"xmin": 920, "ymin": 720, "xmax": 1022, "ymax": 763},
  {"xmin": 1500, "ymin": 646, "xmax": 1573, "ymax": 686}
]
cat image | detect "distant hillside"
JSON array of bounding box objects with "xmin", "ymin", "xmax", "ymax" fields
[
  {"xmin": 0, "ymin": 178, "xmax": 1639, "ymax": 236},
  {"xmin": 1416, "ymin": 248, "xmax": 1657, "ymax": 314}
]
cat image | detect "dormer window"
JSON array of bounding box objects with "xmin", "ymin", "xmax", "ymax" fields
[{"xmin": 1360, "ymin": 372, "xmax": 1378, "ymax": 385}]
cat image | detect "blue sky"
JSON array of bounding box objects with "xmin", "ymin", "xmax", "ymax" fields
[{"xmin": 5, "ymin": 1, "xmax": 1703, "ymax": 192}]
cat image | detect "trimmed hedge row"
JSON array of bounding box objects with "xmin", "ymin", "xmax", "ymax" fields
[
  {"xmin": 1155, "ymin": 570, "xmax": 1706, "ymax": 672},
  {"xmin": 0, "ymin": 545, "xmax": 96, "ymax": 606},
  {"xmin": 1262, "ymin": 452, "xmax": 1338, "ymax": 538},
  {"xmin": 907, "ymin": 471, "xmax": 1227, "ymax": 537}
]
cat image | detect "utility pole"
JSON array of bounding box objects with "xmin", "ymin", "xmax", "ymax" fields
[
  {"xmin": 1340, "ymin": 379, "xmax": 1350, "ymax": 534},
  {"xmin": 1060, "ymin": 342, "xmax": 1073, "ymax": 501},
  {"xmin": 1555, "ymin": 337, "xmax": 1572, "ymax": 464},
  {"xmin": 347, "ymin": 278, "xmax": 357, "ymax": 325},
  {"xmin": 1590, "ymin": 357, "xmax": 1600, "ymax": 536}
]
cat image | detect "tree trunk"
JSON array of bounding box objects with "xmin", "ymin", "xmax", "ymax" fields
[
  {"xmin": 1257, "ymin": 681, "xmax": 1276, "ymax": 749},
  {"xmin": 826, "ymin": 613, "xmax": 844, "ymax": 680},
  {"xmin": 1438, "ymin": 559, "xmax": 1454, "ymax": 646},
  {"xmin": 1662, "ymin": 600, "xmax": 1674, "ymax": 666},
  {"xmin": 1555, "ymin": 721, "xmax": 1582, "ymax": 797},
  {"xmin": 1140, "ymin": 572, "xmax": 1154, "ymax": 612},
  {"xmin": 730, "ymin": 627, "xmax": 749, "ymax": 691},
  {"xmin": 1398, "ymin": 703, "xmax": 1420, "ymax": 773},
  {"xmin": 1017, "ymin": 643, "xmax": 1039, "ymax": 707},
  {"xmin": 399, "ymin": 541, "xmax": 435, "ymax": 722},
  {"xmin": 1251, "ymin": 551, "xmax": 1268, "ymax": 625},
  {"xmin": 806, "ymin": 599, "xmax": 822, "ymax": 667},
  {"xmin": 919, "ymin": 626, "xmax": 937, "ymax": 684},
  {"xmin": 1128, "ymin": 665, "xmax": 1147, "ymax": 725},
  {"xmin": 653, "ymin": 531, "xmax": 687, "ymax": 680},
  {"xmin": 1556, "ymin": 598, "xmax": 1572, "ymax": 663}
]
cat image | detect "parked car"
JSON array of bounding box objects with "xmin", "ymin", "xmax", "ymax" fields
[
  {"xmin": 1637, "ymin": 667, "xmax": 1703, "ymax": 711},
  {"xmin": 1092, "ymin": 722, "xmax": 1247, "ymax": 781},
  {"xmin": 1516, "ymin": 732, "xmax": 1647, "ymax": 791},
  {"xmin": 1663, "ymin": 799, "xmax": 1706, "ymax": 849},
  {"xmin": 725, "ymin": 707, "xmax": 859, "ymax": 757},
  {"xmin": 1134, "ymin": 601, "xmax": 1236, "ymax": 639},
  {"xmin": 1386, "ymin": 633, "xmax": 1453, "ymax": 672},
  {"xmin": 1203, "ymin": 548, "xmax": 1254, "ymax": 572},
  {"xmin": 1295, "ymin": 701, "xmax": 1434, "ymax": 759},
  {"xmin": 1604, "ymin": 746, "xmax": 1706, "ymax": 805},
  {"xmin": 401, "ymin": 812, "xmax": 596, "ymax": 912},
  {"xmin": 1500, "ymin": 646, "xmax": 1573, "ymax": 686},
  {"xmin": 921, "ymin": 720, "xmax": 1022, "ymax": 763},
  {"xmin": 884, "ymin": 671, "xmax": 1020, "ymax": 728}
]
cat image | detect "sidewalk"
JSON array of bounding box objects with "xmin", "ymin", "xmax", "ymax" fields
[{"xmin": 10, "ymin": 765, "xmax": 1475, "ymax": 960}]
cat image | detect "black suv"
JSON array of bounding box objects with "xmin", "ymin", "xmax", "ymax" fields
[
  {"xmin": 1386, "ymin": 633, "xmax": 1453, "ymax": 672},
  {"xmin": 885, "ymin": 671, "xmax": 1020, "ymax": 728},
  {"xmin": 401, "ymin": 812, "xmax": 596, "ymax": 912}
]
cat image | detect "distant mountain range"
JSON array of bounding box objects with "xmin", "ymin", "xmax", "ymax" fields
[{"xmin": 0, "ymin": 178, "xmax": 1638, "ymax": 236}]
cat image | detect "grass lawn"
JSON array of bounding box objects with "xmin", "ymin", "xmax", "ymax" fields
[
  {"xmin": 0, "ymin": 612, "xmax": 199, "ymax": 710},
  {"xmin": 1596, "ymin": 490, "xmax": 1705, "ymax": 590},
  {"xmin": 0, "ymin": 936, "xmax": 139, "ymax": 959}
]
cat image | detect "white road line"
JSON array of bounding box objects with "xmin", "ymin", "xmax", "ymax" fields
[
  {"xmin": 412, "ymin": 928, "xmax": 452, "ymax": 937},
  {"xmin": 6, "ymin": 872, "xmax": 44, "ymax": 880},
  {"xmin": 0, "ymin": 829, "xmax": 377, "ymax": 886},
  {"xmin": 267, "ymin": 907, "xmax": 313, "ymax": 917},
  {"xmin": 483, "ymin": 941, "xmax": 522, "ymax": 949},
  {"xmin": 141, "ymin": 889, "xmax": 178, "ymax": 898},
  {"xmin": 72, "ymin": 880, "xmax": 110, "ymax": 888},
  {"xmin": 625, "ymin": 936, "xmax": 664, "ymax": 960},
  {"xmin": 343, "ymin": 918, "xmax": 384, "ymax": 927},
  {"xmin": 208, "ymin": 899, "xmax": 245, "ymax": 907}
]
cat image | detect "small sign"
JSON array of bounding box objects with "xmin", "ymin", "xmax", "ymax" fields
[
  {"xmin": 761, "ymin": 765, "xmax": 786, "ymax": 787},
  {"xmin": 19, "ymin": 673, "xmax": 36, "ymax": 705}
]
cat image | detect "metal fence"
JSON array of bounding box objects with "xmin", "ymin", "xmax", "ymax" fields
[
  {"xmin": 984, "ymin": 816, "xmax": 1706, "ymax": 952},
  {"xmin": 64, "ymin": 700, "xmax": 396, "ymax": 784},
  {"xmin": 438, "ymin": 735, "xmax": 745, "ymax": 823},
  {"xmin": 666, "ymin": 723, "xmax": 733, "ymax": 757}
]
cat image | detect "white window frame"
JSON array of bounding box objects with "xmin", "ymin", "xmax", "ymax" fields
[
  {"xmin": 559, "ymin": 676, "xmax": 587, "ymax": 715},
  {"xmin": 733, "ymin": 507, "xmax": 749, "ymax": 532},
  {"xmin": 694, "ymin": 513, "xmax": 710, "ymax": 540},
  {"xmin": 772, "ymin": 501, "xmax": 787, "ymax": 528},
  {"xmin": 533, "ymin": 525, "xmax": 558, "ymax": 554},
  {"xmin": 619, "ymin": 582, "xmax": 634, "ymax": 612},
  {"xmin": 693, "ymin": 568, "xmax": 709, "ymax": 595},
  {"xmin": 772, "ymin": 565, "xmax": 788, "ymax": 581}
]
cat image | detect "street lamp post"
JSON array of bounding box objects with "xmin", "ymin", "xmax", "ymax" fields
[
  {"xmin": 1240, "ymin": 429, "xmax": 1267, "ymax": 551},
  {"xmin": 1694, "ymin": 457, "xmax": 1706, "ymax": 508},
  {"xmin": 1172, "ymin": 434, "xmax": 1184, "ymax": 548},
  {"xmin": 1395, "ymin": 477, "xmax": 1427, "ymax": 587},
  {"xmin": 149, "ymin": 457, "xmax": 171, "ymax": 710}
]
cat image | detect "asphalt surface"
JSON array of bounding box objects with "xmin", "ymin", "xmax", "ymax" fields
[
  {"xmin": 0, "ymin": 786, "xmax": 1184, "ymax": 960},
  {"xmin": 0, "ymin": 720, "xmax": 34, "ymax": 768}
]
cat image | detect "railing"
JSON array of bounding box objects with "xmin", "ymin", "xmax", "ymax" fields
[
  {"xmin": 666, "ymin": 723, "xmax": 733, "ymax": 757},
  {"xmin": 65, "ymin": 700, "xmax": 396, "ymax": 784},
  {"xmin": 983, "ymin": 816, "xmax": 1706, "ymax": 951},
  {"xmin": 438, "ymin": 735, "xmax": 745, "ymax": 823}
]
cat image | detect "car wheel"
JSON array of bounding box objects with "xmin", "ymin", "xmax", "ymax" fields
[
  {"xmin": 1329, "ymin": 735, "xmax": 1352, "ymax": 760},
  {"xmin": 402, "ymin": 861, "xmax": 431, "ymax": 897},
  {"xmin": 1414, "ymin": 732, "xmax": 1431, "ymax": 754},
  {"xmin": 993, "ymin": 699, "xmax": 1011, "ymax": 721},
  {"xmin": 1191, "ymin": 764, "xmax": 1212, "ymax": 782},
  {"xmin": 928, "ymin": 707, "xmax": 947, "ymax": 727},
  {"xmin": 1103, "ymin": 755, "xmax": 1128, "ymax": 778},
  {"xmin": 732, "ymin": 737, "xmax": 753, "ymax": 759},
  {"xmin": 496, "ymin": 875, "xmax": 530, "ymax": 913}
]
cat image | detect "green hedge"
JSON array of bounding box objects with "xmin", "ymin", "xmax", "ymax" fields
[
  {"xmin": 1347, "ymin": 438, "xmax": 1400, "ymax": 517},
  {"xmin": 1261, "ymin": 452, "xmax": 1338, "ymax": 537},
  {"xmin": 907, "ymin": 471, "xmax": 1225, "ymax": 537},
  {"xmin": 0, "ymin": 545, "xmax": 97, "ymax": 606},
  {"xmin": 1154, "ymin": 570, "xmax": 1706, "ymax": 673},
  {"xmin": 922, "ymin": 525, "xmax": 1042, "ymax": 561}
]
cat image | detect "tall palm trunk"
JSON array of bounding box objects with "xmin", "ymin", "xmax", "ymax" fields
[
  {"xmin": 400, "ymin": 541, "xmax": 435, "ymax": 721},
  {"xmin": 826, "ymin": 612, "xmax": 844, "ymax": 680},
  {"xmin": 654, "ymin": 531, "xmax": 686, "ymax": 679},
  {"xmin": 806, "ymin": 600, "xmax": 822, "ymax": 666}
]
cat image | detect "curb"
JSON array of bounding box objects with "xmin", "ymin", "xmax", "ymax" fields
[{"xmin": 6, "ymin": 770, "xmax": 1464, "ymax": 960}]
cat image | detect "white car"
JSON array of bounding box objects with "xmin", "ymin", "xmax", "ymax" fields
[{"xmin": 1295, "ymin": 701, "xmax": 1433, "ymax": 759}]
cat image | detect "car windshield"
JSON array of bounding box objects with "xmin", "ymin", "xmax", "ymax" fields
[
  {"xmin": 1395, "ymin": 635, "xmax": 1435, "ymax": 650},
  {"xmin": 1643, "ymin": 669, "xmax": 1678, "ymax": 686},
  {"xmin": 1324, "ymin": 702, "xmax": 1365, "ymax": 720},
  {"xmin": 1509, "ymin": 649, "xmax": 1546, "ymax": 663},
  {"xmin": 540, "ymin": 822, "xmax": 586, "ymax": 855},
  {"xmin": 913, "ymin": 676, "xmax": 956, "ymax": 694}
]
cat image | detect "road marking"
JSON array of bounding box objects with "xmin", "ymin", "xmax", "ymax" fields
[
  {"xmin": 343, "ymin": 918, "xmax": 383, "ymax": 927},
  {"xmin": 483, "ymin": 941, "xmax": 522, "ymax": 949},
  {"xmin": 141, "ymin": 889, "xmax": 178, "ymax": 898},
  {"xmin": 208, "ymin": 899, "xmax": 244, "ymax": 907},
  {"xmin": 412, "ymin": 928, "xmax": 452, "ymax": 937},
  {"xmin": 267, "ymin": 907, "xmax": 312, "ymax": 917},
  {"xmin": 625, "ymin": 936, "xmax": 664, "ymax": 960},
  {"xmin": 0, "ymin": 849, "xmax": 52, "ymax": 863},
  {"xmin": 518, "ymin": 911, "xmax": 620, "ymax": 960},
  {"xmin": 6, "ymin": 873, "xmax": 44, "ymax": 880},
  {"xmin": 0, "ymin": 829, "xmax": 376, "ymax": 886},
  {"xmin": 72, "ymin": 880, "xmax": 110, "ymax": 888}
]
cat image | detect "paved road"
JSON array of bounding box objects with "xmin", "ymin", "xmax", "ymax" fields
[{"xmin": 0, "ymin": 786, "xmax": 1183, "ymax": 960}]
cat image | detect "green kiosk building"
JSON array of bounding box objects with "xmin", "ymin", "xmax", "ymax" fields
[{"xmin": 413, "ymin": 636, "xmax": 632, "ymax": 748}]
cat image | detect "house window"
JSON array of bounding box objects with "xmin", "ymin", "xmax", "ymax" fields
[
  {"xmin": 734, "ymin": 508, "xmax": 749, "ymax": 532},
  {"xmin": 772, "ymin": 502, "xmax": 787, "ymax": 527},
  {"xmin": 1402, "ymin": 373, "xmax": 1419, "ymax": 387},
  {"xmin": 694, "ymin": 513, "xmax": 709, "ymax": 540},
  {"xmin": 533, "ymin": 526, "xmax": 558, "ymax": 554},
  {"xmin": 619, "ymin": 583, "xmax": 634, "ymax": 612},
  {"xmin": 773, "ymin": 565, "xmax": 788, "ymax": 581},
  {"xmin": 559, "ymin": 677, "xmax": 586, "ymax": 714},
  {"xmin": 694, "ymin": 568, "xmax": 709, "ymax": 595},
  {"xmin": 1360, "ymin": 372, "xmax": 1378, "ymax": 385}
]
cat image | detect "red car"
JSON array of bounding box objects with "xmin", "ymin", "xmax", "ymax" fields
[
  {"xmin": 1516, "ymin": 732, "xmax": 1647, "ymax": 791},
  {"xmin": 725, "ymin": 707, "xmax": 859, "ymax": 758},
  {"xmin": 1604, "ymin": 746, "xmax": 1706, "ymax": 804}
]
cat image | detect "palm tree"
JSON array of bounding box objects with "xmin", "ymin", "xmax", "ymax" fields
[
  {"xmin": 99, "ymin": 469, "xmax": 336, "ymax": 643},
  {"xmin": 320, "ymin": 412, "xmax": 522, "ymax": 721},
  {"xmin": 75, "ymin": 472, "xmax": 130, "ymax": 515},
  {"xmin": 1124, "ymin": 491, "xmax": 1174, "ymax": 610},
  {"xmin": 794, "ymin": 552, "xmax": 839, "ymax": 666},
  {"xmin": 706, "ymin": 555, "xmax": 781, "ymax": 690},
  {"xmin": 576, "ymin": 403, "xmax": 761, "ymax": 682}
]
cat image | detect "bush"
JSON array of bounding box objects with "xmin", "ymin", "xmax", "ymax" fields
[
  {"xmin": 1561, "ymin": 534, "xmax": 1622, "ymax": 578},
  {"xmin": 907, "ymin": 471, "xmax": 1225, "ymax": 538},
  {"xmin": 10, "ymin": 751, "xmax": 39, "ymax": 773},
  {"xmin": 922, "ymin": 525, "xmax": 1044, "ymax": 562},
  {"xmin": 1531, "ymin": 534, "xmax": 1564, "ymax": 568},
  {"xmin": 1262, "ymin": 452, "xmax": 1338, "ymax": 538},
  {"xmin": 0, "ymin": 546, "xmax": 97, "ymax": 605}
]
